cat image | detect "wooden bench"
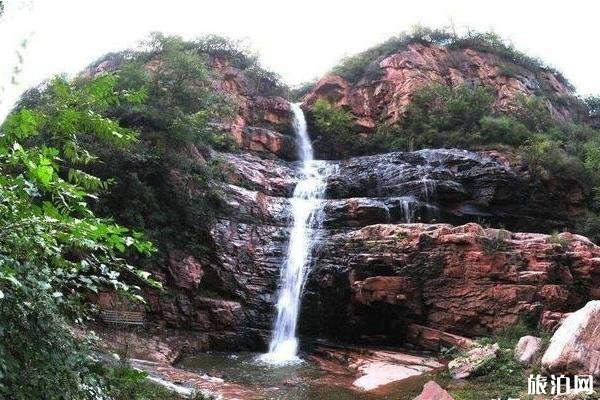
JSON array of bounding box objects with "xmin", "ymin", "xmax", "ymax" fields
[{"xmin": 100, "ymin": 309, "xmax": 145, "ymax": 326}]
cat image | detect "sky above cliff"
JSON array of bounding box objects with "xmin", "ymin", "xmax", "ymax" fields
[{"xmin": 1, "ymin": 0, "xmax": 599, "ymax": 121}]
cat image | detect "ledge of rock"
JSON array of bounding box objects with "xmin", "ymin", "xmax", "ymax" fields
[{"xmin": 305, "ymin": 223, "xmax": 600, "ymax": 340}]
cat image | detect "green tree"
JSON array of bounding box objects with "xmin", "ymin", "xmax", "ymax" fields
[
  {"xmin": 312, "ymin": 98, "xmax": 356, "ymax": 158},
  {"xmin": 0, "ymin": 74, "xmax": 157, "ymax": 398}
]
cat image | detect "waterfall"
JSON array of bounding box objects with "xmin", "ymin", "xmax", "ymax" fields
[{"xmin": 260, "ymin": 103, "xmax": 330, "ymax": 364}]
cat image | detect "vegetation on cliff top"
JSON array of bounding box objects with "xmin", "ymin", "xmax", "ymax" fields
[{"xmin": 331, "ymin": 25, "xmax": 572, "ymax": 89}]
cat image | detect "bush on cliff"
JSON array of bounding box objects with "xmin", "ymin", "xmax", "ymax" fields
[
  {"xmin": 401, "ymin": 84, "xmax": 495, "ymax": 149},
  {"xmin": 366, "ymin": 84, "xmax": 535, "ymax": 152},
  {"xmin": 312, "ymin": 98, "xmax": 358, "ymax": 158}
]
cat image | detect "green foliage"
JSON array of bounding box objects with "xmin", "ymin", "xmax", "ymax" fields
[
  {"xmin": 0, "ymin": 271, "xmax": 103, "ymax": 399},
  {"xmin": 479, "ymin": 115, "xmax": 531, "ymax": 146},
  {"xmin": 576, "ymin": 211, "xmax": 600, "ymax": 244},
  {"xmin": 521, "ymin": 134, "xmax": 587, "ymax": 181},
  {"xmin": 586, "ymin": 96, "xmax": 600, "ymax": 119},
  {"xmin": 0, "ymin": 75, "xmax": 158, "ymax": 398},
  {"xmin": 401, "ymin": 84, "xmax": 495, "ymax": 149},
  {"xmin": 80, "ymin": 34, "xmax": 235, "ymax": 257},
  {"xmin": 312, "ymin": 99, "xmax": 357, "ymax": 158},
  {"xmin": 115, "ymin": 33, "xmax": 233, "ymax": 150},
  {"xmin": 510, "ymin": 95, "xmax": 554, "ymax": 132},
  {"xmin": 548, "ymin": 231, "xmax": 570, "ymax": 248},
  {"xmin": 480, "ymin": 234, "xmax": 509, "ymax": 255},
  {"xmin": 105, "ymin": 365, "xmax": 182, "ymax": 400},
  {"xmin": 373, "ymin": 83, "xmax": 532, "ymax": 151},
  {"xmin": 584, "ymin": 140, "xmax": 600, "ymax": 174}
]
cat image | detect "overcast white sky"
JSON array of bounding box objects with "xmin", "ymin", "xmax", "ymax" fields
[{"xmin": 1, "ymin": 0, "xmax": 599, "ymax": 122}]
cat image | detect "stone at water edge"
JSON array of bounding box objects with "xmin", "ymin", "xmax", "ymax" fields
[
  {"xmin": 515, "ymin": 336, "xmax": 543, "ymax": 366},
  {"xmin": 349, "ymin": 351, "xmax": 444, "ymax": 391},
  {"xmin": 447, "ymin": 343, "xmax": 499, "ymax": 379},
  {"xmin": 541, "ymin": 300, "xmax": 600, "ymax": 377},
  {"xmin": 413, "ymin": 381, "xmax": 454, "ymax": 400},
  {"xmin": 352, "ymin": 362, "xmax": 429, "ymax": 391}
]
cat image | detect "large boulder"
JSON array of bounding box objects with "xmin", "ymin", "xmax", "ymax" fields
[
  {"xmin": 514, "ymin": 336, "xmax": 543, "ymax": 365},
  {"xmin": 541, "ymin": 301, "xmax": 600, "ymax": 377}
]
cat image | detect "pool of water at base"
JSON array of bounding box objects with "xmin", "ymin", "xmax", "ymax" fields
[{"xmin": 176, "ymin": 351, "xmax": 429, "ymax": 400}]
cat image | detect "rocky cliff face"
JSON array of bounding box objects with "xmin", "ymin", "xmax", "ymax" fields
[
  {"xmin": 305, "ymin": 223, "xmax": 600, "ymax": 340},
  {"xmin": 208, "ymin": 57, "xmax": 296, "ymax": 159},
  {"xmin": 145, "ymin": 148, "xmax": 594, "ymax": 348},
  {"xmin": 302, "ymin": 43, "xmax": 585, "ymax": 134},
  {"xmin": 84, "ymin": 42, "xmax": 597, "ymax": 353}
]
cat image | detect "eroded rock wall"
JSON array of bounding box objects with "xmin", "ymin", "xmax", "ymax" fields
[{"xmin": 156, "ymin": 149, "xmax": 593, "ymax": 348}]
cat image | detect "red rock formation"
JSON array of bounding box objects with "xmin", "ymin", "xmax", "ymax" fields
[
  {"xmin": 82, "ymin": 55, "xmax": 293, "ymax": 158},
  {"xmin": 168, "ymin": 250, "xmax": 203, "ymax": 291},
  {"xmin": 413, "ymin": 381, "xmax": 454, "ymax": 400},
  {"xmin": 406, "ymin": 324, "xmax": 477, "ymax": 351},
  {"xmin": 313, "ymin": 223, "xmax": 600, "ymax": 338},
  {"xmin": 209, "ymin": 57, "xmax": 294, "ymax": 158},
  {"xmin": 303, "ymin": 43, "xmax": 582, "ymax": 134}
]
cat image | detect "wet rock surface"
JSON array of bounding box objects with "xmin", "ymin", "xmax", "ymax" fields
[{"xmin": 310, "ymin": 344, "xmax": 444, "ymax": 391}]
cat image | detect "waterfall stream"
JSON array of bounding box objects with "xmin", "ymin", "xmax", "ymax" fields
[{"xmin": 260, "ymin": 103, "xmax": 330, "ymax": 364}]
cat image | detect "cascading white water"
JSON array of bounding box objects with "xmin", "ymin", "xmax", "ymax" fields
[{"xmin": 260, "ymin": 103, "xmax": 330, "ymax": 365}]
